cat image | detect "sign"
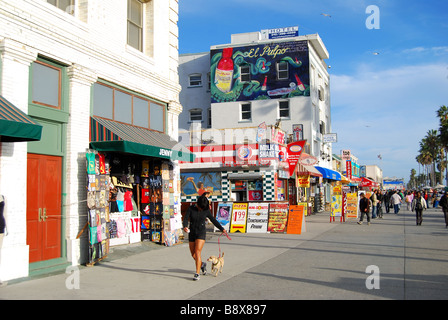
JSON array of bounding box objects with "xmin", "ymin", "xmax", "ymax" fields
[
  {"xmin": 215, "ymin": 202, "xmax": 233, "ymax": 232},
  {"xmin": 256, "ymin": 122, "xmax": 267, "ymax": 142},
  {"xmin": 292, "ymin": 124, "xmax": 303, "ymax": 141},
  {"xmin": 259, "ymin": 143, "xmax": 279, "ymax": 159},
  {"xmin": 247, "ymin": 203, "xmax": 269, "ymax": 233},
  {"xmin": 261, "ymin": 26, "xmax": 299, "ymax": 39},
  {"xmin": 287, "ymin": 203, "xmax": 306, "ymax": 234},
  {"xmin": 346, "ymin": 160, "xmax": 352, "ymax": 180},
  {"xmin": 331, "ymin": 185, "xmax": 342, "ymax": 217},
  {"xmin": 286, "ymin": 140, "xmax": 306, "ymax": 176},
  {"xmin": 267, "ymin": 202, "xmax": 289, "ymax": 233},
  {"xmin": 341, "ymin": 150, "xmax": 351, "ymax": 161},
  {"xmin": 297, "ymin": 175, "xmax": 310, "ymax": 188},
  {"xmin": 230, "ymin": 203, "xmax": 248, "ymax": 233},
  {"xmin": 299, "ymin": 153, "xmax": 318, "ymax": 166},
  {"xmin": 323, "ymin": 133, "xmax": 337, "ymax": 143},
  {"xmin": 345, "ymin": 193, "xmax": 359, "ymax": 218}
]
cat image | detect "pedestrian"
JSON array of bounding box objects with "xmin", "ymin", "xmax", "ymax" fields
[
  {"xmin": 377, "ymin": 189, "xmax": 383, "ymax": 218},
  {"xmin": 183, "ymin": 194, "xmax": 227, "ymax": 281},
  {"xmin": 357, "ymin": 193, "xmax": 371, "ymax": 225},
  {"xmin": 405, "ymin": 191, "xmax": 414, "ymax": 211},
  {"xmin": 411, "ymin": 191, "xmax": 427, "ymax": 225},
  {"xmin": 391, "ymin": 191, "xmax": 402, "ymax": 214},
  {"xmin": 439, "ymin": 191, "xmax": 448, "ymax": 228},
  {"xmin": 370, "ymin": 190, "xmax": 378, "ymax": 219},
  {"xmin": 384, "ymin": 190, "xmax": 392, "ymax": 214}
]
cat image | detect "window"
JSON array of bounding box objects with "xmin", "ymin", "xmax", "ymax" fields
[
  {"xmin": 277, "ymin": 61, "xmax": 289, "ymax": 80},
  {"xmin": 207, "ymin": 108, "xmax": 212, "ymax": 128},
  {"xmin": 189, "ymin": 109, "xmax": 202, "ymax": 122},
  {"xmin": 127, "ymin": 0, "xmax": 143, "ymax": 51},
  {"xmin": 93, "ymin": 82, "xmax": 165, "ymax": 132},
  {"xmin": 240, "ymin": 65, "xmax": 251, "ymax": 82},
  {"xmin": 241, "ymin": 103, "xmax": 251, "ymax": 121},
  {"xmin": 47, "ymin": 0, "xmax": 74, "ymax": 14},
  {"xmin": 31, "ymin": 61, "xmax": 62, "ymax": 109},
  {"xmin": 319, "ymin": 121, "xmax": 326, "ymax": 134},
  {"xmin": 189, "ymin": 74, "xmax": 202, "ymax": 87},
  {"xmin": 279, "ymin": 100, "xmax": 290, "ymax": 119},
  {"xmin": 318, "ymin": 86, "xmax": 325, "ymax": 101}
]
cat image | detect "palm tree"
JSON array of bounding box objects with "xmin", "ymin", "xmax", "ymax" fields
[{"xmin": 437, "ymin": 105, "xmax": 448, "ymax": 185}]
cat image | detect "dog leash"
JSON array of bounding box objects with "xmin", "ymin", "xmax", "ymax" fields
[{"xmin": 218, "ymin": 231, "xmax": 231, "ymax": 258}]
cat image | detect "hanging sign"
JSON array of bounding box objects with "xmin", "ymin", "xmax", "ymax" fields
[
  {"xmin": 286, "ymin": 140, "xmax": 306, "ymax": 176},
  {"xmin": 230, "ymin": 202, "xmax": 248, "ymax": 233}
]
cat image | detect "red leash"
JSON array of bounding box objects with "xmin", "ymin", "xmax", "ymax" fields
[{"xmin": 218, "ymin": 231, "xmax": 231, "ymax": 258}]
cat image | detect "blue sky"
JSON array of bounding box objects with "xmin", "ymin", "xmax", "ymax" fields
[{"xmin": 178, "ymin": 0, "xmax": 448, "ymax": 183}]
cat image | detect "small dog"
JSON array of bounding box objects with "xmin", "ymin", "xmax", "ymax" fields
[{"xmin": 207, "ymin": 252, "xmax": 224, "ymax": 277}]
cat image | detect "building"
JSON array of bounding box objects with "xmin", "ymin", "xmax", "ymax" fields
[
  {"xmin": 0, "ymin": 0, "xmax": 189, "ymax": 281},
  {"xmin": 178, "ymin": 29, "xmax": 336, "ymax": 211}
]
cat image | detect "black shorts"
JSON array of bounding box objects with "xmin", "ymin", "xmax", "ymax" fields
[{"xmin": 189, "ymin": 231, "xmax": 206, "ymax": 242}]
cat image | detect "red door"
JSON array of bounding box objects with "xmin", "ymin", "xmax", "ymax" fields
[{"xmin": 27, "ymin": 154, "xmax": 62, "ymax": 263}]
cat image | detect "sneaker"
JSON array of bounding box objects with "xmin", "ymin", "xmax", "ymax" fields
[
  {"xmin": 357, "ymin": 221, "xmax": 363, "ymax": 225},
  {"xmin": 193, "ymin": 273, "xmax": 200, "ymax": 281},
  {"xmin": 201, "ymin": 262, "xmax": 207, "ymax": 275},
  {"xmin": 367, "ymin": 222, "xmax": 370, "ymax": 225}
]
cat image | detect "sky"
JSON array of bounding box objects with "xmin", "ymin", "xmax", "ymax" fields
[{"xmin": 178, "ymin": 0, "xmax": 448, "ymax": 183}]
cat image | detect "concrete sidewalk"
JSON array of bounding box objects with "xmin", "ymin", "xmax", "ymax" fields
[{"xmin": 1, "ymin": 206, "xmax": 447, "ymax": 300}]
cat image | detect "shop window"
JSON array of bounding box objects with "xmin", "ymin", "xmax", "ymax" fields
[
  {"xmin": 93, "ymin": 82, "xmax": 165, "ymax": 132},
  {"xmin": 241, "ymin": 103, "xmax": 251, "ymax": 121},
  {"xmin": 277, "ymin": 61, "xmax": 289, "ymax": 80},
  {"xmin": 279, "ymin": 100, "xmax": 290, "ymax": 119},
  {"xmin": 189, "ymin": 74, "xmax": 202, "ymax": 87},
  {"xmin": 46, "ymin": 0, "xmax": 74, "ymax": 14},
  {"xmin": 31, "ymin": 60, "xmax": 62, "ymax": 110},
  {"xmin": 127, "ymin": 0, "xmax": 143, "ymax": 51}
]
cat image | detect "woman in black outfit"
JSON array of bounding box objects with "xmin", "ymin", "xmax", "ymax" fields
[{"xmin": 183, "ymin": 194, "xmax": 227, "ymax": 281}]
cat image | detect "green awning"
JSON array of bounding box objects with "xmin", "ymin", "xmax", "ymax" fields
[
  {"xmin": 0, "ymin": 95, "xmax": 42, "ymax": 142},
  {"xmin": 89, "ymin": 116, "xmax": 195, "ymax": 162}
]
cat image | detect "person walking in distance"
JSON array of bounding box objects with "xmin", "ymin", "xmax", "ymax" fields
[
  {"xmin": 183, "ymin": 194, "xmax": 227, "ymax": 281},
  {"xmin": 370, "ymin": 190, "xmax": 378, "ymax": 219},
  {"xmin": 358, "ymin": 193, "xmax": 371, "ymax": 225},
  {"xmin": 411, "ymin": 191, "xmax": 427, "ymax": 226},
  {"xmin": 439, "ymin": 191, "xmax": 448, "ymax": 228},
  {"xmin": 391, "ymin": 191, "xmax": 402, "ymax": 214}
]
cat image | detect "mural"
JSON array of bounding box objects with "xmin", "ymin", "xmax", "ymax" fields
[
  {"xmin": 210, "ymin": 40, "xmax": 310, "ymax": 103},
  {"xmin": 180, "ymin": 172, "xmax": 222, "ymax": 197}
]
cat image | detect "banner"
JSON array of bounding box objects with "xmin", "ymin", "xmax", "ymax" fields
[
  {"xmin": 215, "ymin": 202, "xmax": 233, "ymax": 232},
  {"xmin": 267, "ymin": 202, "xmax": 289, "ymax": 233},
  {"xmin": 230, "ymin": 202, "xmax": 248, "ymax": 233},
  {"xmin": 286, "ymin": 140, "xmax": 306, "ymax": 176},
  {"xmin": 247, "ymin": 202, "xmax": 269, "ymax": 233},
  {"xmin": 287, "ymin": 203, "xmax": 306, "ymax": 234}
]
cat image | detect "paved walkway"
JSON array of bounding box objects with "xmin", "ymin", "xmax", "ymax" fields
[{"xmin": 1, "ymin": 206, "xmax": 447, "ymax": 301}]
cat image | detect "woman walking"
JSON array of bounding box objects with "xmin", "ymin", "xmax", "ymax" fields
[
  {"xmin": 411, "ymin": 191, "xmax": 427, "ymax": 225},
  {"xmin": 183, "ymin": 194, "xmax": 227, "ymax": 281}
]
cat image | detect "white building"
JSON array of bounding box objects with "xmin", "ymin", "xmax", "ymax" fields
[
  {"xmin": 178, "ymin": 30, "xmax": 335, "ymax": 209},
  {"xmin": 0, "ymin": 0, "xmax": 185, "ymax": 281}
]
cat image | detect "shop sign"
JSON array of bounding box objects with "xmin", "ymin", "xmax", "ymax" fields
[
  {"xmin": 287, "ymin": 204, "xmax": 307, "ymax": 234},
  {"xmin": 267, "ymin": 202, "xmax": 289, "ymax": 233},
  {"xmin": 286, "ymin": 140, "xmax": 306, "ymax": 176},
  {"xmin": 259, "ymin": 143, "xmax": 279, "ymax": 159},
  {"xmin": 215, "ymin": 202, "xmax": 232, "ymax": 232},
  {"xmin": 247, "ymin": 203, "xmax": 269, "ymax": 233},
  {"xmin": 230, "ymin": 203, "xmax": 248, "ymax": 233},
  {"xmin": 297, "ymin": 175, "xmax": 310, "ymax": 188}
]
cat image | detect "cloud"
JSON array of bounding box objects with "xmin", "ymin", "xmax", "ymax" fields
[{"xmin": 331, "ymin": 62, "xmax": 448, "ymax": 179}]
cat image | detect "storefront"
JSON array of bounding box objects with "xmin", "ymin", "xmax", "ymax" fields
[
  {"xmin": 86, "ymin": 117, "xmax": 195, "ymax": 265},
  {"xmin": 315, "ymin": 166, "xmax": 342, "ymax": 212}
]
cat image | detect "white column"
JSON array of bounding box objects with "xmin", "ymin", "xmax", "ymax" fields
[
  {"xmin": 0, "ymin": 38, "xmax": 37, "ymax": 281},
  {"xmin": 65, "ymin": 64, "xmax": 97, "ymax": 265}
]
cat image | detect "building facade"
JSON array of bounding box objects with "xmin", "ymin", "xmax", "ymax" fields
[{"xmin": 0, "ymin": 0, "xmax": 185, "ymax": 281}]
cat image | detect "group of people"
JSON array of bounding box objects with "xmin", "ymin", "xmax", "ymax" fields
[{"xmin": 358, "ymin": 189, "xmax": 448, "ymax": 227}]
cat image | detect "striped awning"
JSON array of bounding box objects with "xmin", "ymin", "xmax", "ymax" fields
[
  {"xmin": 0, "ymin": 95, "xmax": 42, "ymax": 142},
  {"xmin": 89, "ymin": 116, "xmax": 195, "ymax": 162}
]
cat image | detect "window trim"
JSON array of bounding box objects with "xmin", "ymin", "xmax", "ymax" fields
[
  {"xmin": 240, "ymin": 64, "xmax": 251, "ymax": 82},
  {"xmin": 127, "ymin": 0, "xmax": 143, "ymax": 52},
  {"xmin": 277, "ymin": 61, "xmax": 289, "ymax": 80},
  {"xmin": 31, "ymin": 60, "xmax": 62, "ymax": 110},
  {"xmin": 278, "ymin": 100, "xmax": 290, "ymax": 119},
  {"xmin": 189, "ymin": 108, "xmax": 203, "ymax": 122}
]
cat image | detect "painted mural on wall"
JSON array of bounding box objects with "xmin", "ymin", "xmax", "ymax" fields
[
  {"xmin": 181, "ymin": 172, "xmax": 222, "ymax": 197},
  {"xmin": 210, "ymin": 40, "xmax": 310, "ymax": 103}
]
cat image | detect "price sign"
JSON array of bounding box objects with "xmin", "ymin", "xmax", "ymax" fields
[{"xmin": 230, "ymin": 203, "xmax": 248, "ymax": 233}]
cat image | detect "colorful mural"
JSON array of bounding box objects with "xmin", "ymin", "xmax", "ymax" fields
[
  {"xmin": 210, "ymin": 40, "xmax": 310, "ymax": 103},
  {"xmin": 180, "ymin": 172, "xmax": 222, "ymax": 197}
]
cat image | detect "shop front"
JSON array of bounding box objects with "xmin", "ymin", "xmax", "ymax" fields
[
  {"xmin": 86, "ymin": 117, "xmax": 195, "ymax": 265},
  {"xmin": 315, "ymin": 166, "xmax": 342, "ymax": 212}
]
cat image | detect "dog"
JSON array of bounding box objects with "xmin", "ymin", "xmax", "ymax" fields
[{"xmin": 207, "ymin": 252, "xmax": 224, "ymax": 277}]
